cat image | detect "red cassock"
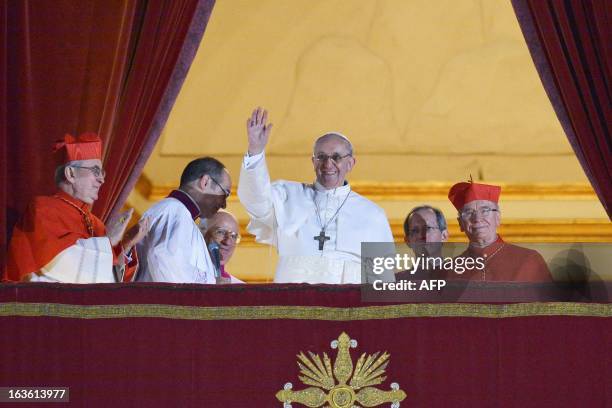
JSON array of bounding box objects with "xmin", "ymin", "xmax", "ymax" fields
[
  {"xmin": 4, "ymin": 190, "xmax": 136, "ymax": 282},
  {"xmin": 448, "ymin": 237, "xmax": 552, "ymax": 282}
]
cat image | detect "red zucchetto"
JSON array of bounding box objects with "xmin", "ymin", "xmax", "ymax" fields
[
  {"xmin": 53, "ymin": 132, "xmax": 102, "ymax": 164},
  {"xmin": 448, "ymin": 181, "xmax": 501, "ymax": 211}
]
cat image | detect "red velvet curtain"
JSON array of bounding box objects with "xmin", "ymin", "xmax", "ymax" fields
[
  {"xmin": 1, "ymin": 284, "xmax": 611, "ymax": 407},
  {"xmin": 512, "ymin": 0, "xmax": 612, "ymax": 219},
  {"xmin": 1, "ymin": 3, "xmax": 8, "ymax": 285},
  {"xmin": 94, "ymin": 0, "xmax": 216, "ymax": 221},
  {"xmin": 1, "ymin": 0, "xmax": 215, "ymax": 273}
]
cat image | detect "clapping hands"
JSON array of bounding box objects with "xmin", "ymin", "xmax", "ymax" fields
[
  {"xmin": 121, "ymin": 216, "xmax": 150, "ymax": 253},
  {"xmin": 106, "ymin": 208, "xmax": 149, "ymax": 251}
]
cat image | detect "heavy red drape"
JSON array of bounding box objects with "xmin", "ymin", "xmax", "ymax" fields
[
  {"xmin": 95, "ymin": 0, "xmax": 216, "ymax": 222},
  {"xmin": 1, "ymin": 284, "xmax": 611, "ymax": 407},
  {"xmin": 3, "ymin": 0, "xmax": 137, "ymax": 253},
  {"xmin": 512, "ymin": 0, "xmax": 612, "ymax": 219},
  {"xmin": 1, "ymin": 0, "xmax": 215, "ymax": 274},
  {"xmin": 0, "ymin": 3, "xmax": 8, "ymax": 287}
]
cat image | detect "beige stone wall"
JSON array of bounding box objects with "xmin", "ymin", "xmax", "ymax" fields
[
  {"xmin": 154, "ymin": 0, "xmax": 579, "ymax": 181},
  {"xmin": 128, "ymin": 0, "xmax": 610, "ymax": 282}
]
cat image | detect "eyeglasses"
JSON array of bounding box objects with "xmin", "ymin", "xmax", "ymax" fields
[
  {"xmin": 313, "ymin": 153, "xmax": 352, "ymax": 164},
  {"xmin": 71, "ymin": 165, "xmax": 105, "ymax": 178},
  {"xmin": 209, "ymin": 175, "xmax": 231, "ymax": 198},
  {"xmin": 212, "ymin": 228, "xmax": 241, "ymax": 243},
  {"xmin": 459, "ymin": 207, "xmax": 498, "ymax": 220},
  {"xmin": 408, "ymin": 226, "xmax": 440, "ymax": 236}
]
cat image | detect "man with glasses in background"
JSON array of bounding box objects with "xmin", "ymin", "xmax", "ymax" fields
[
  {"xmin": 5, "ymin": 133, "xmax": 148, "ymax": 283},
  {"xmin": 201, "ymin": 210, "xmax": 244, "ymax": 284},
  {"xmin": 396, "ymin": 205, "xmax": 449, "ymax": 280},
  {"xmin": 447, "ymin": 180, "xmax": 552, "ymax": 281},
  {"xmin": 137, "ymin": 157, "xmax": 231, "ymax": 283},
  {"xmin": 404, "ymin": 205, "xmax": 449, "ymax": 255},
  {"xmin": 238, "ymin": 107, "xmax": 394, "ymax": 284}
]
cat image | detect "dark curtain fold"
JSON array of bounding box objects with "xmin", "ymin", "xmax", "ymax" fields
[
  {"xmin": 97, "ymin": 0, "xmax": 215, "ymax": 221},
  {"xmin": 0, "ymin": 2, "xmax": 7, "ymax": 279},
  {"xmin": 2, "ymin": 0, "xmax": 215, "ymax": 273},
  {"xmin": 512, "ymin": 0, "xmax": 612, "ymax": 219},
  {"xmin": 2, "ymin": 0, "xmax": 139, "ymax": 273}
]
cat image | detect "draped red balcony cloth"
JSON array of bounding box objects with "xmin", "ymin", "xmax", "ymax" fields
[
  {"xmin": 1, "ymin": 0, "xmax": 216, "ymax": 278},
  {"xmin": 511, "ymin": 0, "xmax": 612, "ymax": 219},
  {"xmin": 0, "ymin": 283, "xmax": 611, "ymax": 407}
]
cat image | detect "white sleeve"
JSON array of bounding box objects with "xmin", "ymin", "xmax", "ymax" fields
[
  {"xmin": 242, "ymin": 151, "xmax": 264, "ymax": 169},
  {"xmin": 29, "ymin": 237, "xmax": 115, "ymax": 283},
  {"xmin": 144, "ymin": 211, "xmax": 214, "ymax": 283},
  {"xmin": 378, "ymin": 210, "xmax": 396, "ymax": 283},
  {"xmin": 363, "ymin": 209, "xmax": 396, "ymax": 283},
  {"xmin": 237, "ymin": 152, "xmax": 279, "ymax": 246}
]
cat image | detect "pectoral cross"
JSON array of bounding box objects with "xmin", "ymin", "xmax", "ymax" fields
[{"xmin": 314, "ymin": 229, "xmax": 330, "ymax": 250}]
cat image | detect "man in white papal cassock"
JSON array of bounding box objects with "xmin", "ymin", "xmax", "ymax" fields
[{"xmin": 238, "ymin": 107, "xmax": 395, "ymax": 284}]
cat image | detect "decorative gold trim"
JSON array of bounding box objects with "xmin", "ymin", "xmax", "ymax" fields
[
  {"xmin": 1, "ymin": 302, "xmax": 611, "ymax": 320},
  {"xmin": 145, "ymin": 181, "xmax": 598, "ymax": 202},
  {"xmin": 149, "ymin": 184, "xmax": 239, "ymax": 202},
  {"xmin": 236, "ymin": 219, "xmax": 612, "ymax": 246},
  {"xmin": 349, "ymin": 182, "xmax": 598, "ymax": 201},
  {"xmin": 276, "ymin": 332, "xmax": 406, "ymax": 407},
  {"xmin": 132, "ymin": 175, "xmax": 610, "ymax": 244},
  {"xmin": 391, "ymin": 219, "xmax": 612, "ymax": 243}
]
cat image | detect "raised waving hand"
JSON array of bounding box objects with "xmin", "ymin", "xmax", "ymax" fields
[{"xmin": 246, "ymin": 107, "xmax": 273, "ymax": 155}]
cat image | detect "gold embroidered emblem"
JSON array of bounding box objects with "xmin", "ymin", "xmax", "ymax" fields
[{"xmin": 276, "ymin": 332, "xmax": 406, "ymax": 408}]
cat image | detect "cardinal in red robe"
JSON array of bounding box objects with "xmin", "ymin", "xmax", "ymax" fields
[
  {"xmin": 4, "ymin": 133, "xmax": 147, "ymax": 283},
  {"xmin": 446, "ymin": 180, "xmax": 552, "ymax": 282}
]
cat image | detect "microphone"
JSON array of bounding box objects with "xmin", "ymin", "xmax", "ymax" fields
[{"xmin": 208, "ymin": 241, "xmax": 221, "ymax": 279}]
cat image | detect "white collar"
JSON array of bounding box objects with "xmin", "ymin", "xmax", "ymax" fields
[{"xmin": 313, "ymin": 181, "xmax": 351, "ymax": 195}]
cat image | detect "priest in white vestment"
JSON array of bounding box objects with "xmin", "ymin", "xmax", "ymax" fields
[
  {"xmin": 137, "ymin": 157, "xmax": 232, "ymax": 284},
  {"xmin": 238, "ymin": 107, "xmax": 395, "ymax": 284}
]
